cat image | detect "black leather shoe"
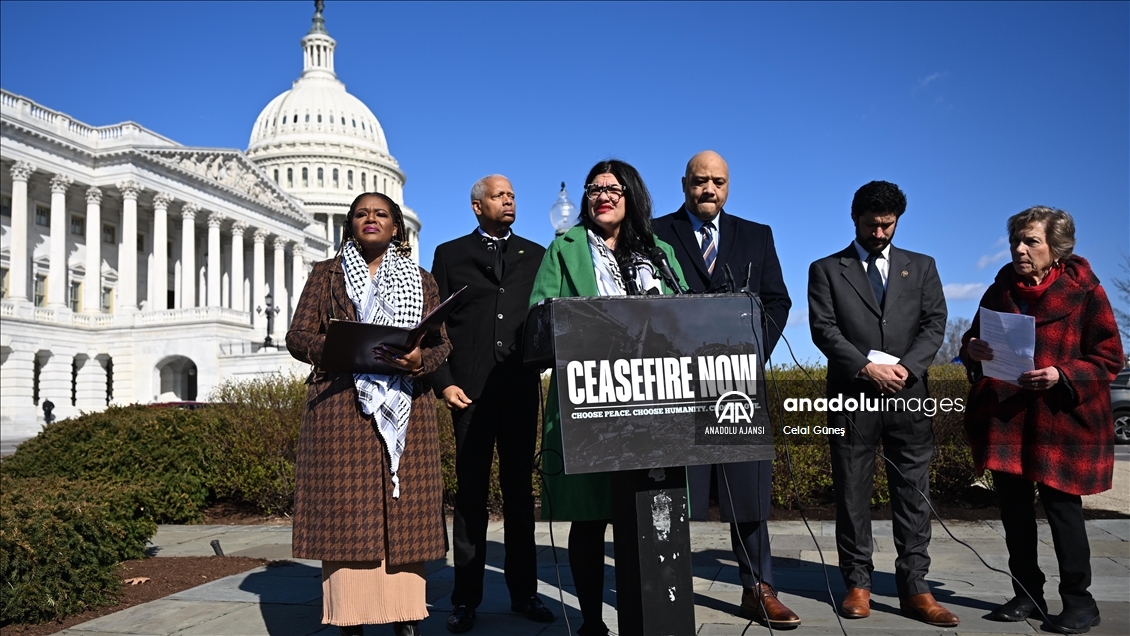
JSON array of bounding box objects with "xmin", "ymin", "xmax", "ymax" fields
[
  {"xmin": 446, "ymin": 605, "xmax": 476, "ymax": 633},
  {"xmin": 1050, "ymin": 605, "xmax": 1101, "ymax": 634},
  {"xmin": 989, "ymin": 595, "xmax": 1047, "ymax": 622},
  {"xmin": 393, "ymin": 621, "xmax": 420, "ymax": 636},
  {"xmin": 511, "ymin": 595, "xmax": 555, "ymax": 623},
  {"xmin": 338, "ymin": 626, "xmax": 364, "ymax": 636},
  {"xmin": 576, "ymin": 622, "xmax": 610, "ymax": 636}
]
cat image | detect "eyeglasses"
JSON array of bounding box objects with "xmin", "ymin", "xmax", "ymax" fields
[{"xmin": 585, "ymin": 183, "xmax": 627, "ymax": 201}]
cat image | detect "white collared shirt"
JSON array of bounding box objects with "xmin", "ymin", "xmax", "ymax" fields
[
  {"xmin": 477, "ymin": 226, "xmax": 512, "ymax": 241},
  {"xmin": 686, "ymin": 208, "xmax": 722, "ymax": 250},
  {"xmin": 853, "ymin": 240, "xmax": 890, "ymax": 289}
]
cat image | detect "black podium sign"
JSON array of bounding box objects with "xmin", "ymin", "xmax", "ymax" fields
[{"xmin": 527, "ymin": 294, "xmax": 774, "ymax": 475}]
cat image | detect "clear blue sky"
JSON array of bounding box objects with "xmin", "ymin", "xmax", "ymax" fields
[{"xmin": 3, "ymin": 1, "xmax": 1126, "ymax": 364}]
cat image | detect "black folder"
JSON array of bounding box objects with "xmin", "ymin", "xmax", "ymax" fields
[{"xmin": 319, "ymin": 286, "xmax": 465, "ymax": 374}]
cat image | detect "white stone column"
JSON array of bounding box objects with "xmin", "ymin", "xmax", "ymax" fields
[
  {"xmin": 291, "ymin": 241, "xmax": 307, "ymax": 307},
  {"xmin": 116, "ymin": 180, "xmax": 142, "ymax": 312},
  {"xmin": 7, "ymin": 162, "xmax": 35, "ymax": 303},
  {"xmin": 82, "ymin": 187, "xmax": 103, "ymax": 313},
  {"xmin": 47, "ymin": 174, "xmax": 72, "ymax": 308},
  {"xmin": 180, "ymin": 203, "xmax": 198, "ymax": 309},
  {"xmin": 0, "ymin": 345, "xmax": 36, "ymax": 430},
  {"xmin": 272, "ymin": 237, "xmax": 287, "ymax": 340},
  {"xmin": 230, "ymin": 221, "xmax": 247, "ymax": 312},
  {"xmin": 324, "ymin": 213, "xmax": 334, "ymax": 249},
  {"xmin": 207, "ymin": 212, "xmax": 223, "ymax": 307},
  {"xmin": 150, "ymin": 192, "xmax": 172, "ymax": 311},
  {"xmin": 252, "ymin": 228, "xmax": 267, "ymax": 329},
  {"xmin": 74, "ymin": 351, "xmax": 107, "ymax": 411}
]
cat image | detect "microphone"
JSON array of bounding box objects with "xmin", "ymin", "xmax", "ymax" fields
[
  {"xmin": 723, "ymin": 264, "xmax": 736, "ymax": 293},
  {"xmin": 740, "ymin": 262, "xmax": 753, "ymax": 294},
  {"xmin": 648, "ymin": 247, "xmax": 684, "ymax": 294},
  {"xmin": 620, "ymin": 264, "xmax": 641, "ymax": 295}
]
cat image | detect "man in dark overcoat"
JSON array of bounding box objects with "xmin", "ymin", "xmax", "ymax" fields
[
  {"xmin": 431, "ymin": 175, "xmax": 551, "ymax": 633},
  {"xmin": 807, "ymin": 180, "xmax": 957, "ymax": 626},
  {"xmin": 653, "ymin": 150, "xmax": 798, "ymax": 627}
]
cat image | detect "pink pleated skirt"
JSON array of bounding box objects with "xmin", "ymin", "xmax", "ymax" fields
[{"xmin": 321, "ymin": 560, "xmax": 428, "ymax": 626}]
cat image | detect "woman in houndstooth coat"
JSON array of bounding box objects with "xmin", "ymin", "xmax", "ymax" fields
[{"xmin": 287, "ymin": 192, "xmax": 450, "ymax": 636}]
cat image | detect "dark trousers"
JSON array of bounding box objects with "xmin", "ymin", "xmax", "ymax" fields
[
  {"xmin": 993, "ymin": 471, "xmax": 1094, "ymax": 610},
  {"xmin": 829, "ymin": 403, "xmax": 934, "ymax": 599},
  {"xmin": 694, "ymin": 461, "xmax": 774, "ymax": 589},
  {"xmin": 450, "ymin": 374, "xmax": 539, "ymax": 608},
  {"xmin": 569, "ymin": 519, "xmax": 611, "ymax": 630}
]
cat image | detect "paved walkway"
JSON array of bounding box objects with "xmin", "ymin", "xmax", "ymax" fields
[{"xmin": 52, "ymin": 516, "xmax": 1129, "ymax": 636}]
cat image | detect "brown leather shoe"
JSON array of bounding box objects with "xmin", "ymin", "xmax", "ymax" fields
[
  {"xmin": 900, "ymin": 592, "xmax": 960, "ymax": 627},
  {"xmin": 739, "ymin": 583, "xmax": 801, "ymax": 628},
  {"xmin": 839, "ymin": 587, "xmax": 871, "ymax": 618}
]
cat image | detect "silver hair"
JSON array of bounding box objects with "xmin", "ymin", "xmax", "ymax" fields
[
  {"xmin": 470, "ymin": 174, "xmax": 508, "ymax": 201},
  {"xmin": 1007, "ymin": 206, "xmax": 1076, "ymax": 260}
]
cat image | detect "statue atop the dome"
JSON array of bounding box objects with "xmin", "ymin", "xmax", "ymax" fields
[{"xmin": 309, "ymin": 0, "xmax": 327, "ymax": 34}]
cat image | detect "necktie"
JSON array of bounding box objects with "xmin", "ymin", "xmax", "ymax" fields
[
  {"xmin": 700, "ymin": 222, "xmax": 716, "ymax": 275},
  {"xmin": 867, "ymin": 252, "xmax": 885, "ymax": 307},
  {"xmin": 484, "ymin": 237, "xmax": 504, "ymax": 280}
]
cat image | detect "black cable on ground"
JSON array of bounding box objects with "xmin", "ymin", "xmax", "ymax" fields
[{"xmin": 532, "ymin": 374, "xmax": 576, "ymax": 636}]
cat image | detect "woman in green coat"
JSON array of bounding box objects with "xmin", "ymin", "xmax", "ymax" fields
[{"xmin": 529, "ymin": 159, "xmax": 684, "ymax": 636}]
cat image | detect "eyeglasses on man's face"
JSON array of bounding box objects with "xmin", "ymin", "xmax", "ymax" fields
[{"xmin": 585, "ymin": 183, "xmax": 627, "ymax": 201}]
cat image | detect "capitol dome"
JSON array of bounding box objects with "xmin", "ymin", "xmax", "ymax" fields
[{"xmin": 246, "ymin": 2, "xmax": 420, "ymax": 258}]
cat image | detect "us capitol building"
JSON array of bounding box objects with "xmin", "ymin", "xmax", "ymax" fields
[{"xmin": 0, "ymin": 4, "xmax": 421, "ymax": 438}]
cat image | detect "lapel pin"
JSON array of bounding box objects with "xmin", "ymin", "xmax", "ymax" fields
[
  {"xmin": 519, "ymin": 250, "xmax": 524, "ymax": 254},
  {"xmin": 901, "ymin": 270, "xmax": 909, "ymax": 277}
]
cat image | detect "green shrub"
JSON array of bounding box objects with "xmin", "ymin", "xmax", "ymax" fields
[
  {"xmin": 0, "ymin": 477, "xmax": 156, "ymax": 625},
  {"xmin": 205, "ymin": 374, "xmax": 306, "ymax": 515},
  {"xmin": 0, "ymin": 406, "xmax": 213, "ymax": 523}
]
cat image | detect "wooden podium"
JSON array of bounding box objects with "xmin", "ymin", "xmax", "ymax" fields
[{"xmin": 525, "ymin": 294, "xmax": 773, "ymax": 636}]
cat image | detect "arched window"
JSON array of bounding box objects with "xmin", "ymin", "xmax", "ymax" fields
[
  {"xmin": 287, "ymin": 168, "xmax": 294, "ymax": 187},
  {"xmin": 282, "ymin": 115, "xmax": 287, "ymax": 124},
  {"xmin": 332, "ymin": 168, "xmax": 339, "ymax": 188},
  {"xmin": 347, "ymin": 170, "xmax": 353, "ymax": 190},
  {"xmin": 302, "ymin": 167, "xmax": 309, "ymax": 187},
  {"xmin": 361, "ymin": 172, "xmax": 366, "ymax": 190},
  {"xmin": 317, "ymin": 114, "xmax": 322, "ymax": 123},
  {"xmin": 317, "ymin": 168, "xmax": 324, "ymax": 187},
  {"xmin": 352, "ymin": 119, "xmax": 356, "ymax": 127},
  {"xmin": 273, "ymin": 169, "xmax": 279, "ymax": 184},
  {"xmin": 305, "ymin": 113, "xmax": 310, "ymax": 123},
  {"xmin": 361, "ymin": 122, "xmax": 366, "ymax": 131},
  {"xmin": 329, "ymin": 114, "xmax": 334, "ymax": 124},
  {"xmin": 383, "ymin": 177, "xmax": 388, "ymax": 192}
]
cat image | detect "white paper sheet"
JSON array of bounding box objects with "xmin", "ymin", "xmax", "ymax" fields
[
  {"xmin": 977, "ymin": 306, "xmax": 1036, "ymax": 385},
  {"xmin": 867, "ymin": 350, "xmax": 901, "ymax": 365}
]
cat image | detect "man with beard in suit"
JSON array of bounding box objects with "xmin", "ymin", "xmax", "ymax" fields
[
  {"xmin": 653, "ymin": 150, "xmax": 798, "ymax": 628},
  {"xmin": 807, "ymin": 180, "xmax": 957, "ymax": 627},
  {"xmin": 431, "ymin": 175, "xmax": 551, "ymax": 633}
]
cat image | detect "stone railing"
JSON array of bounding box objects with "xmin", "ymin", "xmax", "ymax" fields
[
  {"xmin": 1, "ymin": 89, "xmax": 177, "ymax": 148},
  {"xmin": 0, "ymin": 301, "xmax": 252, "ymax": 328},
  {"xmin": 134, "ymin": 306, "xmax": 251, "ymax": 326}
]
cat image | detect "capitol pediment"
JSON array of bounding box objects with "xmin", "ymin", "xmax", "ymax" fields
[{"xmin": 138, "ymin": 148, "xmax": 312, "ymax": 224}]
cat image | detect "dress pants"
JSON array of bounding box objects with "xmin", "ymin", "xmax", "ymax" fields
[
  {"xmin": 992, "ymin": 471, "xmax": 1094, "ymax": 610},
  {"xmin": 569, "ymin": 519, "xmax": 611, "ymax": 630},
  {"xmin": 828, "ymin": 390, "xmax": 934, "ymax": 599},
  {"xmin": 450, "ymin": 371, "xmax": 539, "ymax": 609},
  {"xmin": 692, "ymin": 461, "xmax": 775, "ymax": 589}
]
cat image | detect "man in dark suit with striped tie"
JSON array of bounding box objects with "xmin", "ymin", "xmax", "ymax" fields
[{"xmin": 653, "ymin": 150, "xmax": 797, "ymax": 627}]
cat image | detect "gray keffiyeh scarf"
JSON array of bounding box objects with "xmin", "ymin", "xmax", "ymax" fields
[
  {"xmin": 341, "ymin": 240, "xmax": 423, "ymax": 498},
  {"xmin": 586, "ymin": 228, "xmax": 661, "ymax": 296}
]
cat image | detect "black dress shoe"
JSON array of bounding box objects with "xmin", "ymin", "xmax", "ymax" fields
[
  {"xmin": 511, "ymin": 595, "xmax": 555, "ymax": 623},
  {"xmin": 989, "ymin": 595, "xmax": 1047, "ymax": 622},
  {"xmin": 338, "ymin": 626, "xmax": 364, "ymax": 636},
  {"xmin": 392, "ymin": 621, "xmax": 420, "ymax": 636},
  {"xmin": 1050, "ymin": 605, "xmax": 1101, "ymax": 634},
  {"xmin": 446, "ymin": 605, "xmax": 476, "ymax": 633}
]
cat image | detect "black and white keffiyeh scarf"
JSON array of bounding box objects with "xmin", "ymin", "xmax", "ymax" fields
[
  {"xmin": 586, "ymin": 228, "xmax": 661, "ymax": 296},
  {"xmin": 341, "ymin": 240, "xmax": 423, "ymax": 498}
]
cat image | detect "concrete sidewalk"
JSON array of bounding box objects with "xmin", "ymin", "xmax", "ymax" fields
[{"xmin": 53, "ymin": 517, "xmax": 1129, "ymax": 636}]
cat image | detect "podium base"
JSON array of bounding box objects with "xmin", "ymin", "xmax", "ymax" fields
[{"xmin": 611, "ymin": 467, "xmax": 696, "ymax": 636}]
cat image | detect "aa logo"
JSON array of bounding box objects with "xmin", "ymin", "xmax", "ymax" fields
[{"xmin": 714, "ymin": 390, "xmax": 757, "ymax": 424}]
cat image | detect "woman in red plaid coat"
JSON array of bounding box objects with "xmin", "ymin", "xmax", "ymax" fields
[{"xmin": 961, "ymin": 206, "xmax": 1123, "ymax": 635}]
